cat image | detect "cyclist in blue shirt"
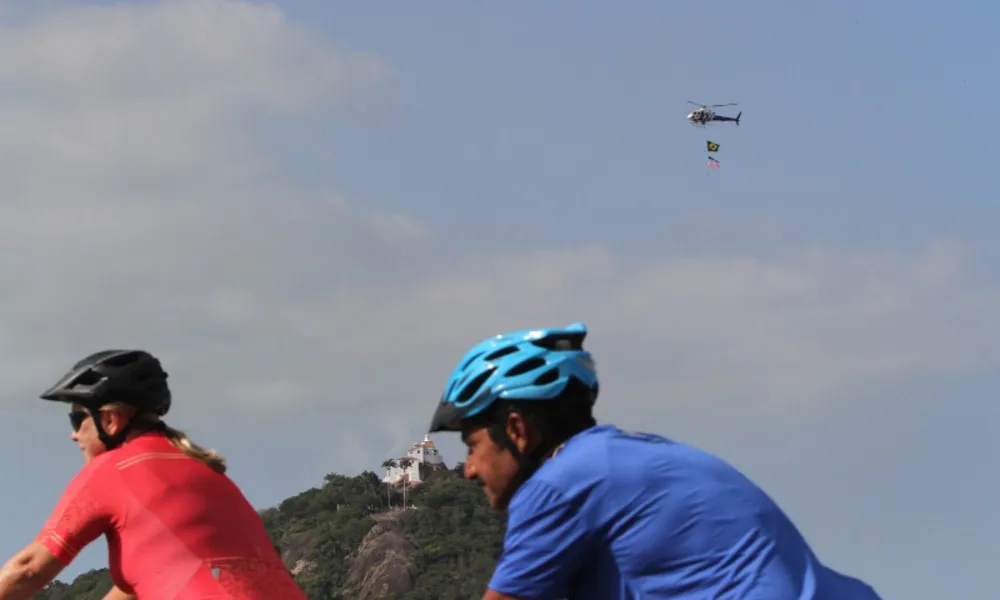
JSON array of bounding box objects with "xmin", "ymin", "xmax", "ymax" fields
[{"xmin": 428, "ymin": 322, "xmax": 882, "ymax": 600}]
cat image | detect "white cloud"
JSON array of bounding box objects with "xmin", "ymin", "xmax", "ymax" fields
[
  {"xmin": 319, "ymin": 239, "xmax": 1000, "ymax": 428},
  {"xmin": 0, "ymin": 0, "xmax": 402, "ymax": 401},
  {"xmin": 2, "ymin": 0, "xmax": 1000, "ymax": 452}
]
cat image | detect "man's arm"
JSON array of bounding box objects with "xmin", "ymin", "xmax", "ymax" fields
[
  {"xmin": 485, "ymin": 479, "xmax": 592, "ymax": 600},
  {"xmin": 0, "ymin": 541, "xmax": 65, "ymax": 600}
]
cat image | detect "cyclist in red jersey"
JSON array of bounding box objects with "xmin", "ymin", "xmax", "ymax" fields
[{"xmin": 0, "ymin": 349, "xmax": 307, "ymax": 600}]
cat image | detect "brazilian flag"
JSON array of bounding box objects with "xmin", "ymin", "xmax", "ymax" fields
[{"xmin": 706, "ymin": 140, "xmax": 720, "ymax": 152}]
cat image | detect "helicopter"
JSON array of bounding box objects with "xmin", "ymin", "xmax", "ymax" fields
[{"xmin": 686, "ymin": 101, "xmax": 742, "ymax": 127}]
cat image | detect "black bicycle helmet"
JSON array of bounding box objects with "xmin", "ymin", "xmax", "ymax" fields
[
  {"xmin": 40, "ymin": 350, "xmax": 171, "ymax": 448},
  {"xmin": 41, "ymin": 349, "xmax": 171, "ymax": 414}
]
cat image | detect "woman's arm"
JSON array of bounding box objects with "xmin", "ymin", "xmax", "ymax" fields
[
  {"xmin": 14, "ymin": 460, "xmax": 118, "ymax": 600},
  {"xmin": 103, "ymin": 585, "xmax": 137, "ymax": 600},
  {"xmin": 0, "ymin": 541, "xmax": 65, "ymax": 600}
]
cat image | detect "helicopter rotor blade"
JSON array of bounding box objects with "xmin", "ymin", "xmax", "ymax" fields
[
  {"xmin": 686, "ymin": 100, "xmax": 705, "ymax": 107},
  {"xmin": 708, "ymin": 103, "xmax": 737, "ymax": 108}
]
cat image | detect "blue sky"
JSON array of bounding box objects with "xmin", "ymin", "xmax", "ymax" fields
[
  {"xmin": 0, "ymin": 1, "xmax": 995, "ymax": 598},
  {"xmin": 274, "ymin": 0, "xmax": 996, "ymax": 251}
]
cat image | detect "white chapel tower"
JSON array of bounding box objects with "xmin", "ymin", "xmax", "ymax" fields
[{"xmin": 382, "ymin": 434, "xmax": 447, "ymax": 486}]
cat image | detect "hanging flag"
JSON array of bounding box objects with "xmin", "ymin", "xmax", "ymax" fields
[
  {"xmin": 706, "ymin": 140, "xmax": 720, "ymax": 152},
  {"xmin": 707, "ymin": 156, "xmax": 720, "ymax": 168}
]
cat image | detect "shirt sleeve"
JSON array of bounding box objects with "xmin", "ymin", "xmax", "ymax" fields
[
  {"xmin": 488, "ymin": 478, "xmax": 593, "ymax": 600},
  {"xmin": 36, "ymin": 458, "xmax": 117, "ymax": 564}
]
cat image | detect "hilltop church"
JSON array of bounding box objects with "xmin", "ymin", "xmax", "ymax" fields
[{"xmin": 382, "ymin": 434, "xmax": 448, "ymax": 486}]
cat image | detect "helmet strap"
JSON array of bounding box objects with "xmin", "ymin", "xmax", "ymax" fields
[
  {"xmin": 89, "ymin": 408, "xmax": 133, "ymax": 451},
  {"xmin": 488, "ymin": 430, "xmax": 534, "ymax": 508},
  {"xmin": 489, "ymin": 422, "xmax": 555, "ymax": 504},
  {"xmin": 88, "ymin": 407, "xmax": 164, "ymax": 451},
  {"xmin": 484, "ymin": 401, "xmax": 581, "ymax": 506}
]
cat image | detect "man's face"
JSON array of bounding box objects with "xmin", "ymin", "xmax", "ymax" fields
[{"xmin": 460, "ymin": 416, "xmax": 529, "ymax": 511}]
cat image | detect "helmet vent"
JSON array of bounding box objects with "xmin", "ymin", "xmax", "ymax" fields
[
  {"xmin": 485, "ymin": 346, "xmax": 518, "ymax": 361},
  {"xmin": 457, "ymin": 368, "xmax": 494, "ymax": 404},
  {"xmin": 531, "ymin": 333, "xmax": 584, "ymax": 351},
  {"xmin": 505, "ymin": 357, "xmax": 546, "ymax": 377},
  {"xmin": 534, "ymin": 368, "xmax": 559, "ymax": 386},
  {"xmin": 72, "ymin": 370, "xmax": 104, "ymax": 387}
]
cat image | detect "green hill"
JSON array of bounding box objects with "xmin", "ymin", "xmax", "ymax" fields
[{"xmin": 36, "ymin": 464, "xmax": 506, "ymax": 599}]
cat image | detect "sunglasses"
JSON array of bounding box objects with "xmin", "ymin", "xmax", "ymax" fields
[{"xmin": 69, "ymin": 410, "xmax": 91, "ymax": 432}]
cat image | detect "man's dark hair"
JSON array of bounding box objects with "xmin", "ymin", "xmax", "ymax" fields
[{"xmin": 480, "ymin": 377, "xmax": 597, "ymax": 460}]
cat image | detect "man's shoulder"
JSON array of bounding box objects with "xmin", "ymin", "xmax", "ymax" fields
[
  {"xmin": 531, "ymin": 425, "xmax": 668, "ymax": 491},
  {"xmin": 554, "ymin": 424, "xmax": 683, "ymax": 460},
  {"xmin": 541, "ymin": 424, "xmax": 742, "ymax": 491}
]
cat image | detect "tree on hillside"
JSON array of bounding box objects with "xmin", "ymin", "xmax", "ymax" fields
[
  {"xmin": 398, "ymin": 457, "xmax": 415, "ymax": 509},
  {"xmin": 381, "ymin": 458, "xmax": 398, "ymax": 507}
]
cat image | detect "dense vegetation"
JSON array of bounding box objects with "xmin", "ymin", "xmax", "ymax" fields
[{"xmin": 36, "ymin": 464, "xmax": 507, "ymax": 599}]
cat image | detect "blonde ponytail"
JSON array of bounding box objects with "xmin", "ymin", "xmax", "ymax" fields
[
  {"xmin": 161, "ymin": 424, "xmax": 228, "ymax": 474},
  {"xmin": 104, "ymin": 403, "xmax": 228, "ymax": 474}
]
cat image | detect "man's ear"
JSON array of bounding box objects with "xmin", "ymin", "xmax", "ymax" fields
[{"xmin": 504, "ymin": 410, "xmax": 533, "ymax": 454}]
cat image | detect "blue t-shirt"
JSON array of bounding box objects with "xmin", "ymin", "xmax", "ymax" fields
[{"xmin": 489, "ymin": 424, "xmax": 882, "ymax": 600}]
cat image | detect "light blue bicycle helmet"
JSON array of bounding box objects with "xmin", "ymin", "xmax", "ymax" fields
[{"xmin": 429, "ymin": 322, "xmax": 599, "ymax": 433}]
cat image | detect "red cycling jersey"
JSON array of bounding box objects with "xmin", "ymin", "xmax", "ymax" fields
[{"xmin": 36, "ymin": 432, "xmax": 307, "ymax": 599}]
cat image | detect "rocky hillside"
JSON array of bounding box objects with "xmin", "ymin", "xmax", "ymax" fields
[{"xmin": 36, "ymin": 465, "xmax": 506, "ymax": 599}]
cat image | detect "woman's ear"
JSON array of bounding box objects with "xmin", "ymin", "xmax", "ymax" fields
[
  {"xmin": 101, "ymin": 409, "xmax": 131, "ymax": 436},
  {"xmin": 99, "ymin": 410, "xmax": 117, "ymax": 435}
]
